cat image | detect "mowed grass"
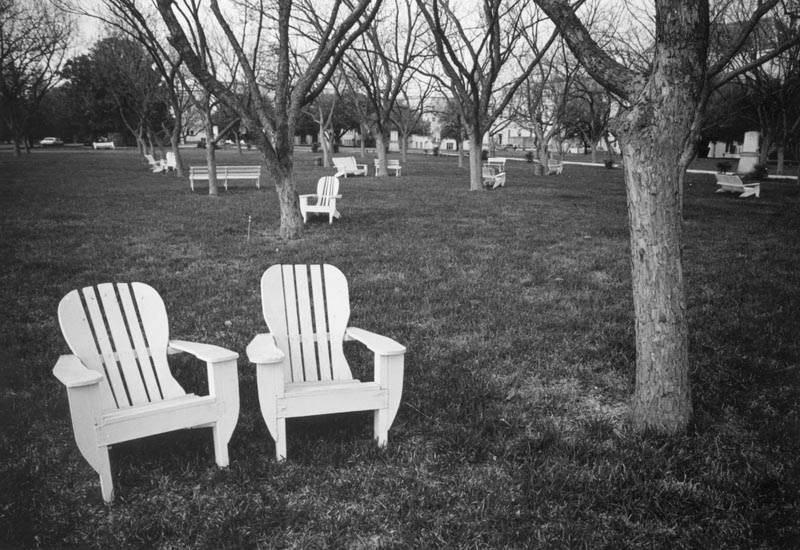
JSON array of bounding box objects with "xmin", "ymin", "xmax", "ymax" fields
[{"xmin": 1, "ymin": 147, "xmax": 799, "ymax": 549}]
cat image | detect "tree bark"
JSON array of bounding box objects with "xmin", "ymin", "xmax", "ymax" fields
[{"xmin": 467, "ymin": 134, "xmax": 484, "ymax": 191}]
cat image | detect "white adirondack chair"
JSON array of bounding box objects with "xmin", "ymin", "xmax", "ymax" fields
[
  {"xmin": 246, "ymin": 264, "xmax": 406, "ymax": 460},
  {"xmin": 165, "ymin": 151, "xmax": 177, "ymax": 171},
  {"xmin": 299, "ymin": 176, "xmax": 341, "ymax": 224},
  {"xmin": 482, "ymin": 165, "xmax": 506, "ymax": 189},
  {"xmin": 547, "ymin": 158, "xmax": 564, "ymax": 175},
  {"xmin": 53, "ymin": 282, "xmax": 240, "ymax": 502},
  {"xmin": 145, "ymin": 153, "xmax": 167, "ymax": 173}
]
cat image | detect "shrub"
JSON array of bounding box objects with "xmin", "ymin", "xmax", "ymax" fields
[
  {"xmin": 481, "ymin": 149, "xmax": 489, "ymax": 161},
  {"xmin": 749, "ymin": 163, "xmax": 768, "ymax": 180},
  {"xmin": 525, "ymin": 151, "xmax": 534, "ymax": 163},
  {"xmin": 716, "ymin": 160, "xmax": 732, "ymax": 173},
  {"xmin": 604, "ymin": 159, "xmax": 615, "ymax": 169},
  {"xmin": 311, "ymin": 142, "xmax": 320, "ymax": 153}
]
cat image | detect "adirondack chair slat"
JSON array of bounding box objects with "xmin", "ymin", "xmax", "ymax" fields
[
  {"xmin": 117, "ymin": 284, "xmax": 163, "ymax": 401},
  {"xmin": 58, "ymin": 290, "xmax": 117, "ymax": 408},
  {"xmin": 323, "ymin": 265, "xmax": 352, "ymax": 380},
  {"xmin": 248, "ymin": 264, "xmax": 406, "ymax": 460},
  {"xmin": 54, "ymin": 282, "xmax": 240, "ymax": 502},
  {"xmin": 131, "ymin": 283, "xmax": 184, "ymax": 398},
  {"xmin": 82, "ymin": 286, "xmax": 131, "ymax": 408},
  {"xmin": 96, "ymin": 283, "xmax": 151, "ymax": 406},
  {"xmin": 293, "ymin": 266, "xmax": 319, "ymax": 382},
  {"xmin": 281, "ymin": 265, "xmax": 305, "ymax": 383},
  {"xmin": 310, "ymin": 265, "xmax": 333, "ymax": 380}
]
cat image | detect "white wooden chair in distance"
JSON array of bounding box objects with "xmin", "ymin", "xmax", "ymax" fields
[
  {"xmin": 547, "ymin": 158, "xmax": 564, "ymax": 175},
  {"xmin": 144, "ymin": 153, "xmax": 167, "ymax": 173},
  {"xmin": 246, "ymin": 264, "xmax": 406, "ymax": 460},
  {"xmin": 373, "ymin": 159, "xmax": 403, "ymax": 176},
  {"xmin": 53, "ymin": 282, "xmax": 240, "ymax": 502},
  {"xmin": 332, "ymin": 156, "xmax": 368, "ymax": 177},
  {"xmin": 165, "ymin": 151, "xmax": 177, "ymax": 171},
  {"xmin": 299, "ymin": 176, "xmax": 341, "ymax": 224},
  {"xmin": 482, "ymin": 165, "xmax": 506, "ymax": 189}
]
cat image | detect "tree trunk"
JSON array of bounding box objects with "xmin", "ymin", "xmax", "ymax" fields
[
  {"xmin": 271, "ymin": 162, "xmax": 304, "ymax": 240},
  {"xmin": 375, "ymin": 132, "xmax": 387, "ymax": 176},
  {"xmin": 623, "ymin": 135, "xmax": 691, "ymax": 433},
  {"xmin": 467, "ymin": 134, "xmax": 484, "ymax": 191},
  {"xmin": 203, "ymin": 113, "xmax": 219, "ymax": 196}
]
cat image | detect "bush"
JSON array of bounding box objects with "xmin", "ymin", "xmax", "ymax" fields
[
  {"xmin": 311, "ymin": 142, "xmax": 320, "ymax": 153},
  {"xmin": 604, "ymin": 159, "xmax": 615, "ymax": 169},
  {"xmin": 749, "ymin": 163, "xmax": 768, "ymax": 179},
  {"xmin": 525, "ymin": 151, "xmax": 534, "ymax": 163},
  {"xmin": 432, "ymin": 146, "xmax": 439, "ymax": 157},
  {"xmin": 481, "ymin": 149, "xmax": 489, "ymax": 161},
  {"xmin": 716, "ymin": 161, "xmax": 732, "ymax": 173}
]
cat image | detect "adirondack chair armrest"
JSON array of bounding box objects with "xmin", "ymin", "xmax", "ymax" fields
[
  {"xmin": 53, "ymin": 354, "xmax": 104, "ymax": 388},
  {"xmin": 345, "ymin": 327, "xmax": 406, "ymax": 357},
  {"xmin": 246, "ymin": 333, "xmax": 286, "ymax": 364},
  {"xmin": 168, "ymin": 340, "xmax": 239, "ymax": 363}
]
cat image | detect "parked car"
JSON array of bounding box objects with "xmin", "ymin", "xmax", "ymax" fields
[{"xmin": 39, "ymin": 137, "xmax": 64, "ymax": 147}]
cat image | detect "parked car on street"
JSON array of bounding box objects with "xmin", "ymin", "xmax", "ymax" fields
[{"xmin": 39, "ymin": 137, "xmax": 63, "ymax": 147}]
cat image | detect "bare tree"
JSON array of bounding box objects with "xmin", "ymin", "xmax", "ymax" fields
[
  {"xmin": 535, "ymin": 0, "xmax": 800, "ymax": 434},
  {"xmin": 342, "ymin": 0, "xmax": 429, "ymax": 176},
  {"xmin": 416, "ymin": 0, "xmax": 558, "ymax": 190},
  {"xmin": 153, "ymin": 0, "xmax": 381, "ymax": 238},
  {"xmin": 0, "ymin": 0, "xmax": 73, "ymax": 156}
]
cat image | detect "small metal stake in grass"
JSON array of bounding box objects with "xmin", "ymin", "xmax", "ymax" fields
[{"xmin": 246, "ymin": 215, "xmax": 251, "ymax": 243}]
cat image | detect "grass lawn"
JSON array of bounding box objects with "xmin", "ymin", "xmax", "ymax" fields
[{"xmin": 1, "ymin": 148, "xmax": 799, "ymax": 549}]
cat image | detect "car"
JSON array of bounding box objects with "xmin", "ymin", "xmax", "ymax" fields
[{"xmin": 39, "ymin": 137, "xmax": 63, "ymax": 147}]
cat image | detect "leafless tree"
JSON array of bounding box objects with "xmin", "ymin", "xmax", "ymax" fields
[
  {"xmin": 416, "ymin": 0, "xmax": 558, "ymax": 190},
  {"xmin": 535, "ymin": 0, "xmax": 800, "ymax": 434},
  {"xmin": 154, "ymin": 0, "xmax": 382, "ymax": 238},
  {"xmin": 0, "ymin": 0, "xmax": 73, "ymax": 156}
]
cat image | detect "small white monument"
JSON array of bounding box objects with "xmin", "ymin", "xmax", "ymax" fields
[{"xmin": 737, "ymin": 131, "xmax": 760, "ymax": 174}]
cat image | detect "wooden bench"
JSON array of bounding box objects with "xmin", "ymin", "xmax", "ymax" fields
[
  {"xmin": 93, "ymin": 141, "xmax": 115, "ymax": 150},
  {"xmin": 189, "ymin": 165, "xmax": 261, "ymax": 191},
  {"xmin": 715, "ymin": 173, "xmax": 760, "ymax": 198},
  {"xmin": 373, "ymin": 159, "xmax": 402, "ymax": 176},
  {"xmin": 332, "ymin": 156, "xmax": 368, "ymax": 177},
  {"xmin": 486, "ymin": 157, "xmax": 507, "ymax": 171}
]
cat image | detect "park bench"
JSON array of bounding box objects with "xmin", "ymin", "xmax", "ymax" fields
[
  {"xmin": 482, "ymin": 165, "xmax": 506, "ymax": 189},
  {"xmin": 332, "ymin": 156, "xmax": 368, "ymax": 177},
  {"xmin": 715, "ymin": 173, "xmax": 760, "ymax": 198},
  {"xmin": 189, "ymin": 165, "xmax": 261, "ymax": 191},
  {"xmin": 93, "ymin": 141, "xmax": 115, "ymax": 150},
  {"xmin": 373, "ymin": 159, "xmax": 402, "ymax": 176}
]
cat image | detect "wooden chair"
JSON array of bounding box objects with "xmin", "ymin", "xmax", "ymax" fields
[
  {"xmin": 165, "ymin": 151, "xmax": 177, "ymax": 171},
  {"xmin": 144, "ymin": 153, "xmax": 167, "ymax": 173},
  {"xmin": 332, "ymin": 156, "xmax": 368, "ymax": 177},
  {"xmin": 715, "ymin": 173, "xmax": 760, "ymax": 198},
  {"xmin": 53, "ymin": 282, "xmax": 240, "ymax": 502},
  {"xmin": 299, "ymin": 176, "xmax": 341, "ymax": 224},
  {"xmin": 246, "ymin": 264, "xmax": 406, "ymax": 460},
  {"xmin": 547, "ymin": 158, "xmax": 563, "ymax": 175},
  {"xmin": 482, "ymin": 165, "xmax": 506, "ymax": 189}
]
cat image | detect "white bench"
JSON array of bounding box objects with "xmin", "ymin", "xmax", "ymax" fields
[
  {"xmin": 332, "ymin": 156, "xmax": 368, "ymax": 177},
  {"xmin": 93, "ymin": 141, "xmax": 115, "ymax": 150},
  {"xmin": 189, "ymin": 165, "xmax": 261, "ymax": 191},
  {"xmin": 547, "ymin": 158, "xmax": 563, "ymax": 175},
  {"xmin": 373, "ymin": 159, "xmax": 402, "ymax": 176},
  {"xmin": 486, "ymin": 157, "xmax": 507, "ymax": 171},
  {"xmin": 715, "ymin": 173, "xmax": 760, "ymax": 198}
]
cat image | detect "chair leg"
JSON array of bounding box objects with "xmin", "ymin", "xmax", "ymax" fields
[
  {"xmin": 274, "ymin": 418, "xmax": 287, "ymax": 461},
  {"xmin": 212, "ymin": 424, "xmax": 230, "ymax": 467},
  {"xmin": 374, "ymin": 409, "xmax": 389, "ymax": 448},
  {"xmin": 96, "ymin": 447, "xmax": 114, "ymax": 503}
]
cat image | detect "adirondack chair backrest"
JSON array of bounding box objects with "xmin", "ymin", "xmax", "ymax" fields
[
  {"xmin": 260, "ymin": 264, "xmax": 353, "ymax": 383},
  {"xmin": 316, "ymin": 176, "xmax": 339, "ymax": 208},
  {"xmin": 58, "ymin": 283, "xmax": 186, "ymax": 411}
]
